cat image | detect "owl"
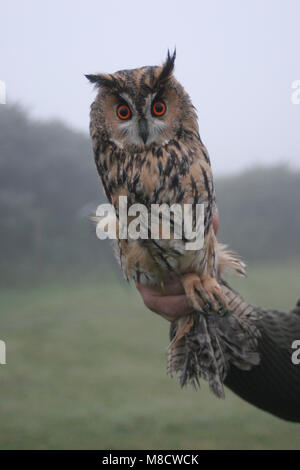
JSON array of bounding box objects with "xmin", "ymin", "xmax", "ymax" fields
[{"xmin": 86, "ymin": 51, "xmax": 245, "ymax": 345}]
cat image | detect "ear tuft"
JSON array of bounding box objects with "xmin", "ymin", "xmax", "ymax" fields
[
  {"xmin": 158, "ymin": 48, "xmax": 176, "ymax": 84},
  {"xmin": 85, "ymin": 73, "xmax": 116, "ymax": 89},
  {"xmin": 85, "ymin": 74, "xmax": 100, "ymax": 84}
]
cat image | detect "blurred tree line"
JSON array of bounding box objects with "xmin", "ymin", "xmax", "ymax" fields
[{"xmin": 0, "ymin": 105, "xmax": 299, "ymax": 287}]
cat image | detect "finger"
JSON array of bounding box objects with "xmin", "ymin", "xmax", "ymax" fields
[
  {"xmin": 140, "ymin": 290, "xmax": 193, "ymax": 321},
  {"xmin": 154, "ymin": 294, "xmax": 193, "ymax": 319},
  {"xmin": 162, "ymin": 278, "xmax": 185, "ymax": 295},
  {"xmin": 136, "ymin": 283, "xmax": 162, "ymax": 297},
  {"xmin": 136, "ymin": 278, "xmax": 185, "ymax": 297},
  {"xmin": 207, "ymin": 292, "xmax": 219, "ymax": 311}
]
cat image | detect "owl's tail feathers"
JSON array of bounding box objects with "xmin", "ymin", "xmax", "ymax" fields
[{"xmin": 216, "ymin": 243, "xmax": 246, "ymax": 279}]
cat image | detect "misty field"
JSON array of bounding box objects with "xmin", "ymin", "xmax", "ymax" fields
[{"xmin": 0, "ymin": 261, "xmax": 299, "ymax": 450}]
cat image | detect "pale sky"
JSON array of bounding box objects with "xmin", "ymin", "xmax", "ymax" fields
[{"xmin": 1, "ymin": 0, "xmax": 299, "ymax": 174}]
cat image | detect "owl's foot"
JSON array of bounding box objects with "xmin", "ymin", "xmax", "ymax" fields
[
  {"xmin": 181, "ymin": 273, "xmax": 228, "ymax": 314},
  {"xmin": 181, "ymin": 273, "xmax": 206, "ymax": 312},
  {"xmin": 202, "ymin": 276, "xmax": 228, "ymax": 313}
]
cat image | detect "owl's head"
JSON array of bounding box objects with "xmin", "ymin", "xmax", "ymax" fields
[{"xmin": 86, "ymin": 51, "xmax": 198, "ymax": 150}]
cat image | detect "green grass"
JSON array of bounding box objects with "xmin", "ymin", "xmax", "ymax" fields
[{"xmin": 0, "ymin": 262, "xmax": 299, "ymax": 449}]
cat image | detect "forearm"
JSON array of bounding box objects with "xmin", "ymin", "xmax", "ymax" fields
[{"xmin": 223, "ymin": 290, "xmax": 300, "ymax": 422}]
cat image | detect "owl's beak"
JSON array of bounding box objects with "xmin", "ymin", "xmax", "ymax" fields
[{"xmin": 138, "ymin": 118, "xmax": 149, "ymax": 144}]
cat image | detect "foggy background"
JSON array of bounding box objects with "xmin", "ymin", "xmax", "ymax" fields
[
  {"xmin": 1, "ymin": 0, "xmax": 300, "ymax": 174},
  {"xmin": 0, "ymin": 0, "xmax": 299, "ymax": 450}
]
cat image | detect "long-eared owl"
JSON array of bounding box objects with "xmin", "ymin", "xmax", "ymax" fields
[{"xmin": 86, "ymin": 51, "xmax": 245, "ymax": 343}]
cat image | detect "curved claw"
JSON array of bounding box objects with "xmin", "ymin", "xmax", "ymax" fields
[{"xmin": 181, "ymin": 273, "xmax": 228, "ymax": 314}]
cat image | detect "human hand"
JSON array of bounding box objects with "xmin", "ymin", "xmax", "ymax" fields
[{"xmin": 136, "ymin": 210, "xmax": 220, "ymax": 322}]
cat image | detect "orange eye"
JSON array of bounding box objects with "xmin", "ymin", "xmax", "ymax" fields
[
  {"xmin": 117, "ymin": 104, "xmax": 131, "ymax": 120},
  {"xmin": 152, "ymin": 101, "xmax": 166, "ymax": 116}
]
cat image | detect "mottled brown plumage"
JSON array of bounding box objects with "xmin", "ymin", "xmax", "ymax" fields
[{"xmin": 86, "ymin": 52, "xmax": 248, "ymax": 394}]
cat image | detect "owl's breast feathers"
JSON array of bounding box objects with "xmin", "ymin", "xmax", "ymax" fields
[
  {"xmin": 93, "ymin": 131, "xmax": 214, "ymax": 214},
  {"xmin": 91, "ymin": 131, "xmax": 217, "ymax": 283}
]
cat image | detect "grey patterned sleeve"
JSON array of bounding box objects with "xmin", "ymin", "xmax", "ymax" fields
[{"xmin": 224, "ymin": 297, "xmax": 300, "ymax": 422}]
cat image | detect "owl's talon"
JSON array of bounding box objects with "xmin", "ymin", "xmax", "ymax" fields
[
  {"xmin": 190, "ymin": 293, "xmax": 205, "ymax": 312},
  {"xmin": 203, "ymin": 302, "xmax": 212, "ymax": 313},
  {"xmin": 181, "ymin": 277, "xmax": 205, "ymax": 311},
  {"xmin": 160, "ymin": 281, "xmax": 166, "ymax": 294},
  {"xmin": 218, "ymin": 308, "xmax": 227, "ymax": 317},
  {"xmin": 194, "ymin": 287, "xmax": 209, "ymax": 308},
  {"xmin": 202, "ymin": 276, "xmax": 228, "ymax": 312},
  {"xmin": 181, "ymin": 273, "xmax": 228, "ymax": 314}
]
